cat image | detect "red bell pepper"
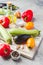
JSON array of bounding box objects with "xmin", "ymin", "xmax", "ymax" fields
[
  {"xmin": 22, "ymin": 10, "xmax": 33, "ymax": 22},
  {"xmin": 0, "ymin": 44, "xmax": 11, "ymax": 57},
  {"xmin": 0, "ymin": 17, "xmax": 10, "ymax": 28}
]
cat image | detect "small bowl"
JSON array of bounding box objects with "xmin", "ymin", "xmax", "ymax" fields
[{"xmin": 10, "ymin": 51, "xmax": 20, "ymax": 60}]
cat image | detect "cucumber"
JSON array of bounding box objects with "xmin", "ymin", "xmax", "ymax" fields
[
  {"xmin": 8, "ymin": 28, "xmax": 40, "ymax": 37},
  {"xmin": 0, "ymin": 25, "xmax": 12, "ymax": 44}
]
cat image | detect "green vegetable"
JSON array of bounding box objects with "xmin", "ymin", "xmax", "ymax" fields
[
  {"xmin": 2, "ymin": 5, "xmax": 19, "ymax": 10},
  {"xmin": 0, "ymin": 8, "xmax": 11, "ymax": 15},
  {"xmin": 12, "ymin": 5, "xmax": 19, "ymax": 10},
  {"xmin": 0, "ymin": 8, "xmax": 5, "ymax": 15},
  {"xmin": 0, "ymin": 25, "xmax": 12, "ymax": 44},
  {"xmin": 5, "ymin": 9, "xmax": 12, "ymax": 15},
  {"xmin": 8, "ymin": 28, "xmax": 40, "ymax": 37}
]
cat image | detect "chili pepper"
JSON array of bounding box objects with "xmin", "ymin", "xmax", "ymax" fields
[
  {"xmin": 0, "ymin": 44, "xmax": 11, "ymax": 57},
  {"xmin": 22, "ymin": 10, "xmax": 33, "ymax": 22}
]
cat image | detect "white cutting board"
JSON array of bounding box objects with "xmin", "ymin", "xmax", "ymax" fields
[
  {"xmin": 0, "ymin": 36, "xmax": 42, "ymax": 60},
  {"xmin": 10, "ymin": 36, "xmax": 42, "ymax": 59}
]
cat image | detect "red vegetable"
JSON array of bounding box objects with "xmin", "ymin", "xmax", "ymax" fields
[
  {"xmin": 0, "ymin": 17, "xmax": 10, "ymax": 28},
  {"xmin": 22, "ymin": 10, "xmax": 33, "ymax": 22},
  {"xmin": 0, "ymin": 44, "xmax": 11, "ymax": 57},
  {"xmin": 0, "ymin": 19, "xmax": 2, "ymax": 23}
]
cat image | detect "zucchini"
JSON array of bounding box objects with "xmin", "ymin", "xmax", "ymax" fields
[
  {"xmin": 8, "ymin": 28, "xmax": 40, "ymax": 37},
  {"xmin": 0, "ymin": 25, "xmax": 12, "ymax": 44}
]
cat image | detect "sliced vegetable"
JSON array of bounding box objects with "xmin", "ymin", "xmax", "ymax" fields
[
  {"xmin": 26, "ymin": 38, "xmax": 35, "ymax": 49},
  {"xmin": 25, "ymin": 22, "xmax": 34, "ymax": 30},
  {"xmin": 15, "ymin": 34, "xmax": 31, "ymax": 44},
  {"xmin": 8, "ymin": 28, "xmax": 40, "ymax": 37},
  {"xmin": 0, "ymin": 25, "xmax": 12, "ymax": 44}
]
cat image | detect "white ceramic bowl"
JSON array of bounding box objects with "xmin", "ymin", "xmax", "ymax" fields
[{"xmin": 10, "ymin": 51, "xmax": 20, "ymax": 60}]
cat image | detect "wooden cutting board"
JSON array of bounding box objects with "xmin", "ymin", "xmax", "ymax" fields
[
  {"xmin": 10, "ymin": 36, "xmax": 42, "ymax": 59},
  {"xmin": 0, "ymin": 36, "xmax": 42, "ymax": 60}
]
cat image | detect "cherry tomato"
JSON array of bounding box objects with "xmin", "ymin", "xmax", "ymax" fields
[{"xmin": 25, "ymin": 22, "xmax": 34, "ymax": 30}]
